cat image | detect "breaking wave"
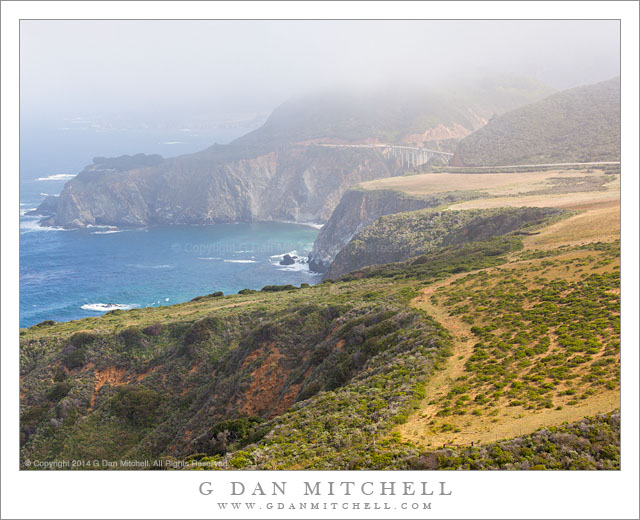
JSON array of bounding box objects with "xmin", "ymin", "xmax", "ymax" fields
[
  {"xmin": 35, "ymin": 174, "xmax": 75, "ymax": 182},
  {"xmin": 80, "ymin": 303, "xmax": 137, "ymax": 312}
]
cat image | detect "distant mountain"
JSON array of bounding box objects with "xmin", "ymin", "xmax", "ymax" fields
[
  {"xmin": 37, "ymin": 76, "xmax": 552, "ymax": 229},
  {"xmin": 451, "ymin": 77, "xmax": 620, "ymax": 166},
  {"xmin": 235, "ymin": 76, "xmax": 553, "ymax": 147}
]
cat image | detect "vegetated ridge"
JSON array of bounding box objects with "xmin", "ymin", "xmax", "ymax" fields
[
  {"xmin": 311, "ymin": 166, "xmax": 617, "ymax": 274},
  {"xmin": 308, "ymin": 188, "xmax": 486, "ymax": 272},
  {"xmin": 324, "ymin": 207, "xmax": 566, "ymax": 279},
  {"xmin": 451, "ymin": 77, "xmax": 620, "ymax": 166},
  {"xmin": 235, "ymin": 77, "xmax": 552, "ymax": 147}
]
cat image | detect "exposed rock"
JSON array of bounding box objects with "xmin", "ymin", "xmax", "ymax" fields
[
  {"xmin": 399, "ymin": 122, "xmax": 480, "ymax": 147},
  {"xmin": 27, "ymin": 195, "xmax": 59, "ymax": 216},
  {"xmin": 280, "ymin": 254, "xmax": 295, "ymax": 266},
  {"xmin": 43, "ymin": 145, "xmax": 403, "ymax": 229}
]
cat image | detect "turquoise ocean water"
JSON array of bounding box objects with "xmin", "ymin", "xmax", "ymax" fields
[{"xmin": 19, "ymin": 125, "xmax": 320, "ymax": 328}]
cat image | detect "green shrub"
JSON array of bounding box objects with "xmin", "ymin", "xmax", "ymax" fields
[
  {"xmin": 20, "ymin": 404, "xmax": 50, "ymax": 445},
  {"xmin": 61, "ymin": 348, "xmax": 87, "ymax": 370},
  {"xmin": 68, "ymin": 332, "xmax": 97, "ymax": 349},
  {"xmin": 261, "ymin": 284, "xmax": 298, "ymax": 292},
  {"xmin": 110, "ymin": 387, "xmax": 161, "ymax": 426},
  {"xmin": 35, "ymin": 320, "xmax": 56, "ymax": 327},
  {"xmin": 142, "ymin": 323, "xmax": 164, "ymax": 336},
  {"xmin": 184, "ymin": 317, "xmax": 222, "ymax": 346},
  {"xmin": 191, "ymin": 291, "xmax": 224, "ymax": 302},
  {"xmin": 47, "ymin": 382, "xmax": 72, "ymax": 402},
  {"xmin": 118, "ymin": 327, "xmax": 146, "ymax": 349}
]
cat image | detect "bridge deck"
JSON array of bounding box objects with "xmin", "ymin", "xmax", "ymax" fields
[{"xmin": 316, "ymin": 143, "xmax": 454, "ymax": 157}]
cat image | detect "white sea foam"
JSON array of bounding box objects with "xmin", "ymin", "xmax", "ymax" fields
[
  {"xmin": 270, "ymin": 250, "xmax": 298, "ymax": 258},
  {"xmin": 162, "ymin": 141, "xmax": 184, "ymax": 145},
  {"xmin": 198, "ymin": 257, "xmax": 222, "ymax": 260},
  {"xmin": 301, "ymin": 222, "xmax": 324, "ymax": 230},
  {"xmin": 35, "ymin": 174, "xmax": 75, "ymax": 182},
  {"xmin": 279, "ymin": 220, "xmax": 324, "ymax": 230},
  {"xmin": 20, "ymin": 218, "xmax": 67, "ymax": 233},
  {"xmin": 91, "ymin": 230, "xmax": 122, "ymax": 234},
  {"xmin": 277, "ymin": 262, "xmax": 317, "ymax": 274},
  {"xmin": 224, "ymin": 259, "xmax": 257, "ymax": 263},
  {"xmin": 81, "ymin": 303, "xmax": 137, "ymax": 312},
  {"xmin": 86, "ymin": 224, "xmax": 118, "ymax": 229},
  {"xmin": 269, "ymin": 251, "xmax": 319, "ymax": 274}
]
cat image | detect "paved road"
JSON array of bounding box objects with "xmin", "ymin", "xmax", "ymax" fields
[{"xmin": 450, "ymin": 161, "xmax": 620, "ymax": 169}]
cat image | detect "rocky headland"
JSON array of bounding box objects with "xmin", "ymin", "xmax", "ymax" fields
[{"xmin": 33, "ymin": 78, "xmax": 552, "ymax": 229}]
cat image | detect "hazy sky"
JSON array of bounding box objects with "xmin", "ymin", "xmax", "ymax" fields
[{"xmin": 21, "ymin": 20, "xmax": 620, "ymax": 123}]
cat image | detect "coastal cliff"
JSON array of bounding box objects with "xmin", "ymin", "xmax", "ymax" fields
[
  {"xmin": 40, "ymin": 146, "xmax": 403, "ymax": 228},
  {"xmin": 324, "ymin": 207, "xmax": 566, "ymax": 279},
  {"xmin": 36, "ymin": 78, "xmax": 553, "ymax": 229},
  {"xmin": 308, "ymin": 188, "xmax": 484, "ymax": 273}
]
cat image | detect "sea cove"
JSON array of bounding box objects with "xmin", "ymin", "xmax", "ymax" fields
[{"xmin": 19, "ymin": 218, "xmax": 319, "ymax": 328}]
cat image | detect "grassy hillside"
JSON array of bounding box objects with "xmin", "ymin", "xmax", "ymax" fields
[
  {"xmin": 20, "ymin": 164, "xmax": 620, "ymax": 470},
  {"xmin": 20, "ymin": 232, "xmax": 620, "ymax": 470},
  {"xmin": 21, "ymin": 242, "xmax": 497, "ymax": 468},
  {"xmin": 451, "ymin": 77, "xmax": 620, "ymax": 166},
  {"xmin": 359, "ymin": 167, "xmax": 618, "ymax": 198},
  {"xmin": 331, "ymin": 167, "xmax": 618, "ymax": 278},
  {"xmin": 326, "ymin": 207, "xmax": 566, "ymax": 278},
  {"xmin": 410, "ymin": 411, "xmax": 619, "ymax": 470},
  {"xmin": 401, "ymin": 241, "xmax": 619, "ymax": 447}
]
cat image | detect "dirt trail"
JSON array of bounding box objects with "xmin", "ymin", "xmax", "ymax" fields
[
  {"xmin": 397, "ymin": 274, "xmax": 480, "ymax": 445},
  {"xmin": 397, "ymin": 231, "xmax": 620, "ymax": 447}
]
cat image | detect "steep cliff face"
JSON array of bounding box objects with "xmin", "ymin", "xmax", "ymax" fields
[
  {"xmin": 42, "ymin": 146, "xmax": 403, "ymax": 228},
  {"xmin": 308, "ymin": 188, "xmax": 484, "ymax": 272}
]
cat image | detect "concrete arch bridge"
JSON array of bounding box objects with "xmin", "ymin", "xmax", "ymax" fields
[{"xmin": 317, "ymin": 143, "xmax": 454, "ymax": 167}]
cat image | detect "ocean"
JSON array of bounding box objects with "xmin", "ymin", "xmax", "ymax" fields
[{"xmin": 19, "ymin": 123, "xmax": 321, "ymax": 328}]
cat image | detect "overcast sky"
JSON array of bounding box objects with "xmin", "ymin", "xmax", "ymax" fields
[{"xmin": 20, "ymin": 20, "xmax": 620, "ymax": 123}]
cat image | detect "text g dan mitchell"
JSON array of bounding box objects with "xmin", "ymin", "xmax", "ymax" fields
[{"xmin": 199, "ymin": 480, "xmax": 453, "ymax": 497}]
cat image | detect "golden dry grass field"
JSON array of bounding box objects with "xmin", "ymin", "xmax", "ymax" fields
[
  {"xmin": 388, "ymin": 167, "xmax": 620, "ymax": 448},
  {"xmin": 361, "ymin": 168, "xmax": 618, "ymax": 197}
]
